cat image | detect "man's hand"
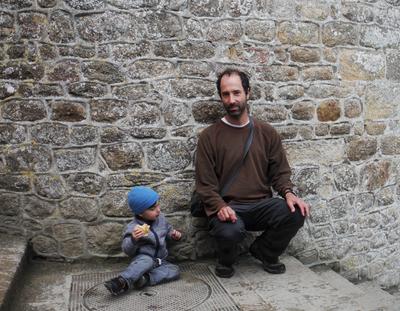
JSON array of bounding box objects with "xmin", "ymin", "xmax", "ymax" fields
[
  {"xmin": 285, "ymin": 192, "xmax": 310, "ymax": 217},
  {"xmin": 217, "ymin": 205, "xmax": 237, "ymax": 223}
]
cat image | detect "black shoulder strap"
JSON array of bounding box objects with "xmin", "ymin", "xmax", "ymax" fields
[{"xmin": 220, "ymin": 117, "xmax": 254, "ymax": 197}]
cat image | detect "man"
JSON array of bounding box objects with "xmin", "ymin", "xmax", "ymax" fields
[{"xmin": 195, "ymin": 68, "xmax": 310, "ymax": 278}]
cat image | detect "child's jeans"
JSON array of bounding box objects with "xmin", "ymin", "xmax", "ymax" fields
[{"xmin": 120, "ymin": 254, "xmax": 180, "ymax": 288}]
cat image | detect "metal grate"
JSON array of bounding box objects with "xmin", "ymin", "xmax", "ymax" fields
[{"xmin": 69, "ymin": 262, "xmax": 240, "ymax": 311}]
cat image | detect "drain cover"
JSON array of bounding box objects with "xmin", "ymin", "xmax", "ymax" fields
[{"xmin": 69, "ymin": 262, "xmax": 240, "ymax": 311}]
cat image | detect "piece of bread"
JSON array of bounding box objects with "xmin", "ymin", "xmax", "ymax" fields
[{"xmin": 138, "ymin": 223, "xmax": 150, "ymax": 235}]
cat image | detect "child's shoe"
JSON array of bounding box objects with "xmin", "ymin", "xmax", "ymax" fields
[
  {"xmin": 133, "ymin": 273, "xmax": 150, "ymax": 289},
  {"xmin": 104, "ymin": 276, "xmax": 129, "ymax": 296}
]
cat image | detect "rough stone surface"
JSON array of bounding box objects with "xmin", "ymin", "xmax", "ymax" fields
[{"xmin": 0, "ymin": 0, "xmax": 399, "ymax": 290}]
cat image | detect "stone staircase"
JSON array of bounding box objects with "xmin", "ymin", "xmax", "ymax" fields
[
  {"xmin": 217, "ymin": 256, "xmax": 399, "ymax": 311},
  {"xmin": 0, "ymin": 234, "xmax": 28, "ymax": 311}
]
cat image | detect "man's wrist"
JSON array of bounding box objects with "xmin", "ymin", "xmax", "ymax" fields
[{"xmin": 283, "ymin": 189, "xmax": 297, "ymax": 198}]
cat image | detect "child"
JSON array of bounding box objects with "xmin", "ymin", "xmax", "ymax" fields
[{"xmin": 104, "ymin": 186, "xmax": 182, "ymax": 296}]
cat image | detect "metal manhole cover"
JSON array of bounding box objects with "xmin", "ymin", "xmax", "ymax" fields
[
  {"xmin": 83, "ymin": 272, "xmax": 211, "ymax": 311},
  {"xmin": 69, "ymin": 262, "xmax": 240, "ymax": 311}
]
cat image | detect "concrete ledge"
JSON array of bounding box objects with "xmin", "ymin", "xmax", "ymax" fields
[{"xmin": 0, "ymin": 234, "xmax": 28, "ymax": 311}]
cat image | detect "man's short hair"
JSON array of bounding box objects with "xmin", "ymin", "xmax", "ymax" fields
[{"xmin": 216, "ymin": 68, "xmax": 251, "ymax": 96}]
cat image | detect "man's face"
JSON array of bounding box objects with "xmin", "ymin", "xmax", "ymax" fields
[{"xmin": 219, "ymin": 73, "xmax": 249, "ymax": 119}]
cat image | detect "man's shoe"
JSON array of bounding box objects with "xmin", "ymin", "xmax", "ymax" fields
[
  {"xmin": 215, "ymin": 263, "xmax": 235, "ymax": 278},
  {"xmin": 104, "ymin": 276, "xmax": 129, "ymax": 296},
  {"xmin": 249, "ymin": 243, "xmax": 286, "ymax": 274},
  {"xmin": 133, "ymin": 274, "xmax": 149, "ymax": 289}
]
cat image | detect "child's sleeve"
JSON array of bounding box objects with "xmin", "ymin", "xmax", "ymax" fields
[{"xmin": 121, "ymin": 221, "xmax": 139, "ymax": 256}]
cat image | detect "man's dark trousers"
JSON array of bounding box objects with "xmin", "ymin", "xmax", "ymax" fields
[{"xmin": 208, "ymin": 197, "xmax": 305, "ymax": 266}]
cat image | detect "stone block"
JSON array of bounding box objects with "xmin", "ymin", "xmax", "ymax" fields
[
  {"xmin": 82, "ymin": 60, "xmax": 124, "ymax": 83},
  {"xmin": 360, "ymin": 25, "xmax": 400, "ymax": 49},
  {"xmin": 163, "ymin": 101, "xmax": 190, "ymax": 126},
  {"xmin": 89, "ymin": 99, "xmax": 128, "ymax": 123},
  {"xmin": 110, "ymin": 41, "xmax": 151, "ymax": 62},
  {"xmin": 3, "ymin": 144, "xmax": 51, "ymax": 172},
  {"xmin": 86, "ymin": 222, "xmax": 125, "ymax": 255},
  {"xmin": 342, "ymin": 3, "xmax": 374, "ymax": 22},
  {"xmin": 277, "ymin": 21, "xmax": 319, "ymax": 45},
  {"xmin": 0, "ymin": 175, "xmax": 30, "ymax": 192},
  {"xmin": 365, "ymin": 121, "xmax": 386, "ymax": 135},
  {"xmin": 31, "ymin": 122, "xmax": 69, "ymax": 145},
  {"xmin": 360, "ymin": 160, "xmax": 390, "ymax": 191},
  {"xmin": 189, "ymin": 0, "xmax": 223, "ymax": 17},
  {"xmin": 290, "ymin": 47, "xmax": 320, "ymax": 63},
  {"xmin": 285, "ymin": 140, "xmax": 345, "ymax": 166},
  {"xmin": 0, "ymin": 193, "xmax": 20, "ymax": 216},
  {"xmin": 344, "ymin": 97, "xmax": 362, "ymax": 118},
  {"xmin": 70, "ymin": 125, "xmax": 98, "ymax": 145},
  {"xmin": 54, "ymin": 147, "xmax": 96, "ymax": 171},
  {"xmin": 292, "ymin": 100, "xmax": 315, "ymax": 120},
  {"xmin": 22, "ymin": 195, "xmax": 56, "ymax": 218},
  {"xmin": 0, "ymin": 124, "xmax": 26, "ymax": 144},
  {"xmin": 170, "ymin": 78, "xmax": 215, "ymax": 98},
  {"xmin": 50, "ymin": 100, "xmax": 86, "ymax": 122},
  {"xmin": 339, "ymin": 49, "xmax": 385, "ymax": 81},
  {"xmin": 146, "ymin": 140, "xmax": 191, "ymax": 172},
  {"xmin": 322, "ymin": 22, "xmax": 358, "ymax": 47},
  {"xmin": 0, "ymin": 61, "xmax": 45, "ymax": 80},
  {"xmin": 277, "ymin": 85, "xmax": 304, "ymax": 100},
  {"xmin": 381, "ymin": 135, "xmax": 400, "ymax": 155},
  {"xmin": 65, "ymin": 172, "xmax": 104, "ymax": 195},
  {"xmin": 60, "ymin": 197, "xmax": 98, "ymax": 222},
  {"xmin": 100, "ymin": 190, "xmax": 131, "ymax": 217},
  {"xmin": 347, "ymin": 137, "xmax": 377, "ymax": 161},
  {"xmin": 64, "ymin": 0, "xmax": 104, "ymax": 10},
  {"xmin": 33, "ymin": 174, "xmax": 66, "ymax": 199},
  {"xmin": 101, "ymin": 143, "xmax": 143, "ymax": 171},
  {"xmin": 48, "ymin": 10, "xmax": 75, "ymax": 43},
  {"xmin": 47, "ymin": 59, "xmax": 80, "ymax": 82},
  {"xmin": 206, "ymin": 19, "xmax": 243, "ymax": 42},
  {"xmin": 192, "ymin": 100, "xmax": 225, "ymax": 124},
  {"xmin": 386, "ymin": 49, "xmax": 400, "ymax": 80},
  {"xmin": 245, "ymin": 19, "xmax": 275, "ymax": 42},
  {"xmin": 17, "ymin": 11, "xmax": 48, "ymax": 40},
  {"xmin": 256, "ymin": 65, "xmax": 299, "ymax": 82},
  {"xmin": 68, "ymin": 82, "xmax": 108, "ymax": 97},
  {"xmin": 128, "ymin": 59, "xmax": 175, "ymax": 79},
  {"xmin": 317, "ymin": 99, "xmax": 341, "ymax": 122},
  {"xmin": 365, "ymin": 82, "xmax": 400, "ymax": 120},
  {"xmin": 154, "ymin": 40, "xmax": 215, "ymax": 59},
  {"xmin": 252, "ymin": 104, "xmax": 288, "ymax": 123},
  {"xmin": 76, "ymin": 12, "xmax": 130, "ymax": 42}
]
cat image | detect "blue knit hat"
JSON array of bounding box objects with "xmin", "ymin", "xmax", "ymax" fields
[{"xmin": 127, "ymin": 186, "xmax": 159, "ymax": 215}]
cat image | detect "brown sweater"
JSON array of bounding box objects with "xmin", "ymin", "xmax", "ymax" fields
[{"xmin": 195, "ymin": 118, "xmax": 293, "ymax": 216}]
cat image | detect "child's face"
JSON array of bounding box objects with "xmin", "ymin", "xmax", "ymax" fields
[{"xmin": 140, "ymin": 202, "xmax": 160, "ymax": 221}]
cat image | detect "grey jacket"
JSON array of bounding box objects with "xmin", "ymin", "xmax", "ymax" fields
[{"xmin": 121, "ymin": 213, "xmax": 172, "ymax": 260}]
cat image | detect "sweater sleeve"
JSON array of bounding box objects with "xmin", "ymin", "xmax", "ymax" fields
[
  {"xmin": 267, "ymin": 129, "xmax": 294, "ymax": 196},
  {"xmin": 121, "ymin": 220, "xmax": 156, "ymax": 256},
  {"xmin": 195, "ymin": 130, "xmax": 227, "ymax": 216}
]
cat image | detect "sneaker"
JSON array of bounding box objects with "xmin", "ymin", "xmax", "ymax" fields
[
  {"xmin": 133, "ymin": 274, "xmax": 149, "ymax": 289},
  {"xmin": 249, "ymin": 243, "xmax": 286, "ymax": 274},
  {"xmin": 104, "ymin": 276, "xmax": 129, "ymax": 296},
  {"xmin": 215, "ymin": 263, "xmax": 235, "ymax": 278}
]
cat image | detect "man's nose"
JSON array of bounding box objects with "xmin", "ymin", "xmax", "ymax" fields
[{"xmin": 227, "ymin": 94, "xmax": 235, "ymax": 104}]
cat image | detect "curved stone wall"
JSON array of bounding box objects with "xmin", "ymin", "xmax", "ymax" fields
[{"xmin": 0, "ymin": 0, "xmax": 399, "ymax": 288}]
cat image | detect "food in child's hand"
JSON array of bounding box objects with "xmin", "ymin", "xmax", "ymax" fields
[{"xmin": 138, "ymin": 224, "xmax": 150, "ymax": 235}]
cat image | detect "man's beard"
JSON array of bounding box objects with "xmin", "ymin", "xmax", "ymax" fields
[{"xmin": 224, "ymin": 101, "xmax": 248, "ymax": 118}]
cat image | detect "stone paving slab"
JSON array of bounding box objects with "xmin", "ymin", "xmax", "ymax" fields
[{"xmin": 0, "ymin": 234, "xmax": 28, "ymax": 311}]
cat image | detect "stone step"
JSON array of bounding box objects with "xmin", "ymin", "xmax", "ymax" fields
[
  {"xmin": 312, "ymin": 266, "xmax": 398, "ymax": 311},
  {"xmin": 217, "ymin": 256, "xmax": 366, "ymax": 311},
  {"xmin": 0, "ymin": 234, "xmax": 28, "ymax": 311}
]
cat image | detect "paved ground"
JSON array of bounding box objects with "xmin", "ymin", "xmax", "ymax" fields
[{"xmin": 7, "ymin": 255, "xmax": 400, "ymax": 311}]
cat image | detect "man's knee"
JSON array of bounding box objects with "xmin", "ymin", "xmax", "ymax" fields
[{"xmin": 210, "ymin": 221, "xmax": 245, "ymax": 243}]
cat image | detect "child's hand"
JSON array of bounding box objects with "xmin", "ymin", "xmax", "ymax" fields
[
  {"xmin": 132, "ymin": 225, "xmax": 145, "ymax": 241},
  {"xmin": 170, "ymin": 229, "xmax": 182, "ymax": 241}
]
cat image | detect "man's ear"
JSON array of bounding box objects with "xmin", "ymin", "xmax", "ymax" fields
[{"xmin": 246, "ymin": 89, "xmax": 251, "ymax": 100}]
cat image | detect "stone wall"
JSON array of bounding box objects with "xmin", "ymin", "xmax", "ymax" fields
[{"xmin": 0, "ymin": 0, "xmax": 399, "ymax": 288}]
